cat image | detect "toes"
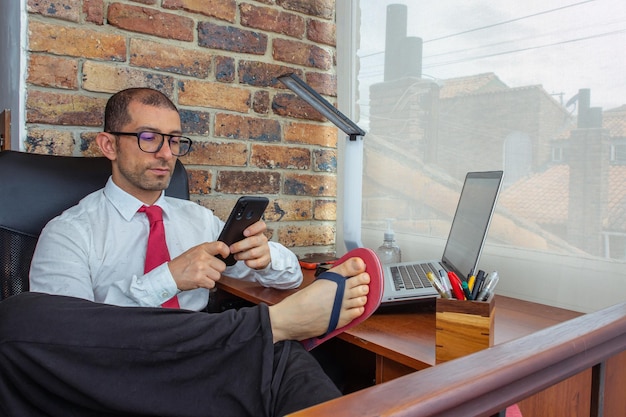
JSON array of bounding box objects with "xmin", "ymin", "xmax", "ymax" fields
[
  {"xmin": 331, "ymin": 257, "xmax": 366, "ymax": 277},
  {"xmin": 344, "ymin": 295, "xmax": 368, "ymax": 310}
]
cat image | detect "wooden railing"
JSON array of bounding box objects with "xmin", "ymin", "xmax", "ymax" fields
[{"xmin": 290, "ymin": 301, "xmax": 626, "ymax": 417}]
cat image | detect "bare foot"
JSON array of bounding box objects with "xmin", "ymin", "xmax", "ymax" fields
[{"xmin": 268, "ymin": 257, "xmax": 370, "ymax": 343}]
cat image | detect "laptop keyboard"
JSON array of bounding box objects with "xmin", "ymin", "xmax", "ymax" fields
[{"xmin": 390, "ymin": 263, "xmax": 438, "ymax": 291}]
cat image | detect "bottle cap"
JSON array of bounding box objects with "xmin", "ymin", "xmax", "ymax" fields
[{"xmin": 384, "ymin": 218, "xmax": 395, "ymax": 241}]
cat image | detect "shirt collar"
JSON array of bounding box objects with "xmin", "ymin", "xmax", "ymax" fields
[{"xmin": 103, "ymin": 177, "xmax": 170, "ymax": 221}]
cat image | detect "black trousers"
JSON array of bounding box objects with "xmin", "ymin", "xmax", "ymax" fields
[{"xmin": 0, "ymin": 292, "xmax": 340, "ymax": 417}]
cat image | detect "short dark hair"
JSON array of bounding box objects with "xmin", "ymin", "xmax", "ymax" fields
[{"xmin": 104, "ymin": 88, "xmax": 179, "ymax": 132}]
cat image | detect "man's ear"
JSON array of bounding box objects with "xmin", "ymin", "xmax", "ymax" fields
[{"xmin": 96, "ymin": 132, "xmax": 117, "ymax": 161}]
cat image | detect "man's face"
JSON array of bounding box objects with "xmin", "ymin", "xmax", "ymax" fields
[{"xmin": 110, "ymin": 101, "xmax": 182, "ymax": 204}]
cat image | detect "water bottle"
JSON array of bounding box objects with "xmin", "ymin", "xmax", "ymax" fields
[{"xmin": 375, "ymin": 219, "xmax": 401, "ymax": 264}]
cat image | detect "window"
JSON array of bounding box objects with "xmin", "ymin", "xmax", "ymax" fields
[
  {"xmin": 337, "ymin": 0, "xmax": 626, "ymax": 312},
  {"xmin": 610, "ymin": 142, "xmax": 626, "ymax": 164}
]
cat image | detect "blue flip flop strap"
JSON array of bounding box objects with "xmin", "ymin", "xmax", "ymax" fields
[{"xmin": 315, "ymin": 271, "xmax": 345, "ymax": 337}]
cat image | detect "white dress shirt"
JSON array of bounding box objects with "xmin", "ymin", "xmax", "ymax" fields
[{"xmin": 29, "ymin": 178, "xmax": 302, "ymax": 310}]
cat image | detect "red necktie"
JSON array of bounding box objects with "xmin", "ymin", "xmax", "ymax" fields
[{"xmin": 139, "ymin": 205, "xmax": 180, "ymax": 309}]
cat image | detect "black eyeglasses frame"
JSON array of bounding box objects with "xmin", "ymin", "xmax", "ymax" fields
[{"xmin": 107, "ymin": 131, "xmax": 192, "ymax": 156}]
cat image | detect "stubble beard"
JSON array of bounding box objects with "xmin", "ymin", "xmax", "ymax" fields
[{"xmin": 118, "ymin": 161, "xmax": 173, "ymax": 192}]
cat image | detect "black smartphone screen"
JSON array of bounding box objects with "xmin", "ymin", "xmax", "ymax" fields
[{"xmin": 216, "ymin": 196, "xmax": 269, "ymax": 266}]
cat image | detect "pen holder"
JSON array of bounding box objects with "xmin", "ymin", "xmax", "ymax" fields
[{"xmin": 435, "ymin": 293, "xmax": 495, "ymax": 364}]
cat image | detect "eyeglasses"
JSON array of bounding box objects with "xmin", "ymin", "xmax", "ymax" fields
[{"xmin": 108, "ymin": 131, "xmax": 192, "ymax": 156}]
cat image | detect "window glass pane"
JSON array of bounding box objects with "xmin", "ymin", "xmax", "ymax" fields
[{"xmin": 352, "ymin": 0, "xmax": 626, "ymax": 310}]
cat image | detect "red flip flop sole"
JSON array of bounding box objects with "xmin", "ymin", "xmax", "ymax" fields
[{"xmin": 301, "ymin": 247, "xmax": 384, "ymax": 350}]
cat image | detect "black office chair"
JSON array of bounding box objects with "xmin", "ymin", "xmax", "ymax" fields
[{"xmin": 0, "ymin": 150, "xmax": 189, "ymax": 300}]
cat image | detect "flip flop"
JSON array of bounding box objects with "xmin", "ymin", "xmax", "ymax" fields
[{"xmin": 301, "ymin": 247, "xmax": 384, "ymax": 351}]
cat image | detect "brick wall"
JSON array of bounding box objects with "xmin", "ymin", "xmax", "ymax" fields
[{"xmin": 25, "ymin": 0, "xmax": 339, "ymax": 256}]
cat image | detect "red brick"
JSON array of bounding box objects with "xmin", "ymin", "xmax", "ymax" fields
[
  {"xmin": 314, "ymin": 199, "xmax": 336, "ymax": 220},
  {"xmin": 238, "ymin": 60, "xmax": 298, "ymax": 88},
  {"xmin": 273, "ymin": 38, "xmax": 332, "ymax": 70},
  {"xmin": 264, "ymin": 198, "xmax": 312, "ymax": 221},
  {"xmin": 181, "ymin": 141, "xmax": 248, "ymax": 166},
  {"xmin": 188, "ymin": 168, "xmax": 213, "ymax": 195},
  {"xmin": 277, "ymin": 224, "xmax": 335, "ymax": 247},
  {"xmin": 253, "ymin": 91, "xmax": 270, "ymax": 114},
  {"xmin": 307, "ymin": 19, "xmax": 336, "ymax": 46},
  {"xmin": 130, "ymin": 38, "xmax": 212, "ymax": 78},
  {"xmin": 216, "ymin": 171, "xmax": 281, "ymax": 194},
  {"xmin": 178, "ymin": 80, "xmax": 250, "ymax": 113},
  {"xmin": 284, "ymin": 122, "xmax": 337, "ymax": 147},
  {"xmin": 107, "ymin": 3, "xmax": 194, "ymax": 41},
  {"xmin": 276, "ymin": 0, "xmax": 334, "ymax": 20},
  {"xmin": 216, "ymin": 56, "xmax": 235, "ymax": 82},
  {"xmin": 82, "ymin": 61, "xmax": 176, "ymax": 95},
  {"xmin": 313, "ymin": 148, "xmax": 336, "ymax": 172},
  {"xmin": 251, "ymin": 144, "xmax": 310, "ymax": 169},
  {"xmin": 29, "ymin": 21, "xmax": 126, "ymax": 60},
  {"xmin": 25, "ymin": 128, "xmax": 75, "ymax": 155},
  {"xmin": 26, "ymin": 90, "xmax": 105, "ymax": 126},
  {"xmin": 240, "ymin": 3, "xmax": 305, "ymax": 38},
  {"xmin": 163, "ymin": 0, "xmax": 236, "ymax": 22},
  {"xmin": 28, "ymin": 0, "xmax": 81, "ymax": 22},
  {"xmin": 283, "ymin": 173, "xmax": 336, "ymax": 196},
  {"xmin": 84, "ymin": 0, "xmax": 104, "ymax": 24},
  {"xmin": 272, "ymin": 93, "xmax": 326, "ymax": 122},
  {"xmin": 305, "ymin": 71, "xmax": 336, "ymax": 97},
  {"xmin": 198, "ymin": 196, "xmax": 243, "ymax": 222},
  {"xmin": 79, "ymin": 132, "xmax": 103, "ymax": 156},
  {"xmin": 198, "ymin": 22, "xmax": 267, "ymax": 55},
  {"xmin": 27, "ymin": 55, "xmax": 78, "ymax": 89},
  {"xmin": 179, "ymin": 109, "xmax": 211, "ymax": 136},
  {"xmin": 215, "ymin": 114, "xmax": 280, "ymax": 142}
]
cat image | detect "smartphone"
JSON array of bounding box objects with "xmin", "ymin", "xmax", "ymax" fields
[{"xmin": 216, "ymin": 196, "xmax": 269, "ymax": 266}]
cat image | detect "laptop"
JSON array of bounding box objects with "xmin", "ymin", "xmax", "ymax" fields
[{"xmin": 380, "ymin": 171, "xmax": 503, "ymax": 304}]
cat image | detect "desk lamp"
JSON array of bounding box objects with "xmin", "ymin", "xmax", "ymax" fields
[{"xmin": 278, "ymin": 73, "xmax": 365, "ymax": 251}]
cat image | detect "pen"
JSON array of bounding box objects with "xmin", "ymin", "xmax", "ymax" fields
[
  {"xmin": 477, "ymin": 271, "xmax": 499, "ymax": 301},
  {"xmin": 470, "ymin": 270, "xmax": 485, "ymax": 300},
  {"xmin": 467, "ymin": 275, "xmax": 476, "ymax": 292},
  {"xmin": 439, "ymin": 269, "xmax": 452, "ymax": 298},
  {"xmin": 461, "ymin": 280, "xmax": 473, "ymax": 300},
  {"xmin": 426, "ymin": 272, "xmax": 449, "ymax": 299},
  {"xmin": 447, "ymin": 271, "xmax": 465, "ymax": 300}
]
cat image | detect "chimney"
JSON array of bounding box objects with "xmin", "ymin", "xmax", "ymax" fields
[
  {"xmin": 384, "ymin": 4, "xmax": 408, "ymax": 82},
  {"xmin": 567, "ymin": 88, "xmax": 608, "ymax": 256}
]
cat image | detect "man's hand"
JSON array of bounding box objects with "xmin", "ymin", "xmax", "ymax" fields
[
  {"xmin": 229, "ymin": 220, "xmax": 271, "ymax": 270},
  {"xmin": 167, "ymin": 242, "xmax": 229, "ymax": 291}
]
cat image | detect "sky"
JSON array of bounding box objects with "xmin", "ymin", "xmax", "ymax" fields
[{"xmin": 357, "ymin": 0, "xmax": 626, "ymax": 116}]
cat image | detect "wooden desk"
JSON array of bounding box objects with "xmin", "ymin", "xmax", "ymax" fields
[
  {"xmin": 217, "ymin": 270, "xmax": 582, "ymax": 382},
  {"xmin": 218, "ymin": 270, "xmax": 625, "ymax": 416}
]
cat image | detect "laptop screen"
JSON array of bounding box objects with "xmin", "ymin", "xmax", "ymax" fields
[{"xmin": 441, "ymin": 171, "xmax": 503, "ymax": 279}]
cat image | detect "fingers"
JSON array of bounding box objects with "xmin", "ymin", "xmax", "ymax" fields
[
  {"xmin": 168, "ymin": 242, "xmax": 230, "ymax": 291},
  {"xmin": 229, "ymin": 225, "xmax": 271, "ymax": 269},
  {"xmin": 243, "ymin": 220, "xmax": 267, "ymax": 237}
]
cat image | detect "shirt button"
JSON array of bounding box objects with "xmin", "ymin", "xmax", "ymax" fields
[{"xmin": 161, "ymin": 291, "xmax": 169, "ymax": 298}]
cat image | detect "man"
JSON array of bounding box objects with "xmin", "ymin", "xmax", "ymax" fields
[
  {"xmin": 30, "ymin": 87, "xmax": 303, "ymax": 309},
  {"xmin": 0, "ymin": 88, "xmax": 372, "ymax": 417}
]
